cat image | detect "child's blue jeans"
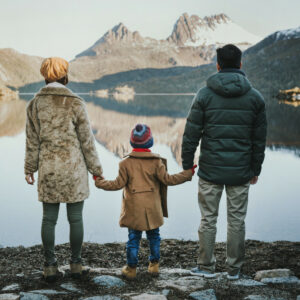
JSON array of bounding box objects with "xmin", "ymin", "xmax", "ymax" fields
[{"xmin": 126, "ymin": 228, "xmax": 161, "ymax": 267}]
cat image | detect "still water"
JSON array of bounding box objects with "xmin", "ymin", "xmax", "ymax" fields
[{"xmin": 0, "ymin": 131, "xmax": 299, "ymax": 247}]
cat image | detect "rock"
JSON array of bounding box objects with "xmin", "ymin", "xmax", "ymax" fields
[
  {"xmin": 189, "ymin": 289, "xmax": 217, "ymax": 300},
  {"xmin": 20, "ymin": 292, "xmax": 50, "ymax": 300},
  {"xmin": 29, "ymin": 289, "xmax": 67, "ymax": 295},
  {"xmin": 162, "ymin": 290, "xmax": 170, "ymax": 296},
  {"xmin": 232, "ymin": 279, "xmax": 265, "ymax": 287},
  {"xmin": 80, "ymin": 296, "xmax": 121, "ymax": 300},
  {"xmin": 92, "ymin": 275, "xmax": 125, "ymax": 288},
  {"xmin": 254, "ymin": 269, "xmax": 293, "ymax": 281},
  {"xmin": 60, "ymin": 282, "xmax": 81, "ymax": 293},
  {"xmin": 160, "ymin": 268, "xmax": 190, "ymax": 276},
  {"xmin": 261, "ymin": 276, "xmax": 300, "ymax": 284},
  {"xmin": 1, "ymin": 284, "xmax": 20, "ymax": 291},
  {"xmin": 156, "ymin": 276, "xmax": 205, "ymax": 292},
  {"xmin": 297, "ymin": 296, "xmax": 300, "ymax": 300},
  {"xmin": 244, "ymin": 296, "xmax": 286, "ymax": 300},
  {"xmin": 131, "ymin": 294, "xmax": 167, "ymax": 300},
  {"xmin": 0, "ymin": 294, "xmax": 19, "ymax": 300},
  {"xmin": 16, "ymin": 273, "xmax": 24, "ymax": 277}
]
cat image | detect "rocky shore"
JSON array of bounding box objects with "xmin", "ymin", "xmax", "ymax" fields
[{"xmin": 0, "ymin": 240, "xmax": 299, "ymax": 300}]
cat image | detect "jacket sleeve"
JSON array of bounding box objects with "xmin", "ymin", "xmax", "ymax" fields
[
  {"xmin": 95, "ymin": 162, "xmax": 128, "ymax": 190},
  {"xmin": 251, "ymin": 96, "xmax": 267, "ymax": 176},
  {"xmin": 156, "ymin": 159, "xmax": 193, "ymax": 186},
  {"xmin": 73, "ymin": 100, "xmax": 103, "ymax": 177},
  {"xmin": 181, "ymin": 91, "xmax": 204, "ymax": 170},
  {"xmin": 24, "ymin": 101, "xmax": 40, "ymax": 174}
]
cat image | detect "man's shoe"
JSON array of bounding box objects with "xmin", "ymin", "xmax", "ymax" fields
[
  {"xmin": 122, "ymin": 265, "xmax": 136, "ymax": 279},
  {"xmin": 227, "ymin": 271, "xmax": 240, "ymax": 280},
  {"xmin": 43, "ymin": 263, "xmax": 60, "ymax": 282},
  {"xmin": 190, "ymin": 267, "xmax": 216, "ymax": 278},
  {"xmin": 148, "ymin": 261, "xmax": 159, "ymax": 276},
  {"xmin": 70, "ymin": 263, "xmax": 89, "ymax": 279}
]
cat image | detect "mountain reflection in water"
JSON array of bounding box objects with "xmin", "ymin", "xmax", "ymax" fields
[{"xmin": 0, "ymin": 96, "xmax": 299, "ymax": 246}]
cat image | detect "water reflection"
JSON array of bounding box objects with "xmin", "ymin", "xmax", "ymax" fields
[{"xmin": 0, "ymin": 96, "xmax": 300, "ymax": 246}]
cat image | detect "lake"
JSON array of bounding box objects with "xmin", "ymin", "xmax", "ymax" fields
[{"xmin": 0, "ymin": 112, "xmax": 299, "ymax": 247}]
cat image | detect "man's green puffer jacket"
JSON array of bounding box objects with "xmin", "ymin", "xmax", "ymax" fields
[{"xmin": 181, "ymin": 69, "xmax": 267, "ymax": 185}]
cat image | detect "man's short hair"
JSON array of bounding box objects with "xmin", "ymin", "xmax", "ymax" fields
[{"xmin": 216, "ymin": 44, "xmax": 242, "ymax": 69}]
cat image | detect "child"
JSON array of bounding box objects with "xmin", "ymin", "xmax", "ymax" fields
[{"xmin": 94, "ymin": 124, "xmax": 196, "ymax": 279}]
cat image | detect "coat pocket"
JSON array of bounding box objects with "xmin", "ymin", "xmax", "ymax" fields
[{"xmin": 131, "ymin": 186, "xmax": 155, "ymax": 193}]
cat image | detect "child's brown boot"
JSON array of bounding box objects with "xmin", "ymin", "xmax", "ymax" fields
[
  {"xmin": 148, "ymin": 261, "xmax": 159, "ymax": 276},
  {"xmin": 43, "ymin": 263, "xmax": 59, "ymax": 282},
  {"xmin": 122, "ymin": 265, "xmax": 137, "ymax": 279},
  {"xmin": 70, "ymin": 263, "xmax": 89, "ymax": 278}
]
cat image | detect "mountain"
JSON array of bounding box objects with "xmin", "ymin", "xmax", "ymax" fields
[
  {"xmin": 245, "ymin": 26, "xmax": 300, "ymax": 55},
  {"xmin": 0, "ymin": 48, "xmax": 43, "ymax": 88},
  {"xmin": 167, "ymin": 13, "xmax": 260, "ymax": 47},
  {"xmin": 70, "ymin": 13, "xmax": 259, "ymax": 83}
]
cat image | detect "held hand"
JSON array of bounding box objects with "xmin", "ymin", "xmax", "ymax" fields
[
  {"xmin": 93, "ymin": 174, "xmax": 105, "ymax": 181},
  {"xmin": 191, "ymin": 164, "xmax": 198, "ymax": 175},
  {"xmin": 25, "ymin": 173, "xmax": 35, "ymax": 185},
  {"xmin": 250, "ymin": 176, "xmax": 258, "ymax": 185}
]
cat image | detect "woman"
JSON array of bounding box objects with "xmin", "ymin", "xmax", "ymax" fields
[{"xmin": 25, "ymin": 57, "xmax": 103, "ymax": 281}]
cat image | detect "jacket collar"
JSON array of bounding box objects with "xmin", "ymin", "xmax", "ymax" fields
[
  {"xmin": 219, "ymin": 68, "xmax": 246, "ymax": 77},
  {"xmin": 125, "ymin": 151, "xmax": 162, "ymax": 159},
  {"xmin": 36, "ymin": 85, "xmax": 80, "ymax": 99}
]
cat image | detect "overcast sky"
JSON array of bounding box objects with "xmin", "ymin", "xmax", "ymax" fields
[{"xmin": 0, "ymin": 0, "xmax": 299, "ymax": 60}]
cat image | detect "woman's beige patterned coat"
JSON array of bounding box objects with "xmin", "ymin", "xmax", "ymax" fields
[{"xmin": 25, "ymin": 85, "xmax": 103, "ymax": 203}]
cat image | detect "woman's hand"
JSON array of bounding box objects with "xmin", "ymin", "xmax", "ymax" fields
[{"xmin": 25, "ymin": 173, "xmax": 35, "ymax": 185}]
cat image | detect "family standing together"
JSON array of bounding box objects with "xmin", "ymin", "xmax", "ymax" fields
[{"xmin": 24, "ymin": 44, "xmax": 267, "ymax": 282}]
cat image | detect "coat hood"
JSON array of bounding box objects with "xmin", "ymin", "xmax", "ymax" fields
[{"xmin": 207, "ymin": 71, "xmax": 252, "ymax": 97}]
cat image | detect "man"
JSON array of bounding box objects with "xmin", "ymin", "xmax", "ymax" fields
[{"xmin": 181, "ymin": 44, "xmax": 267, "ymax": 280}]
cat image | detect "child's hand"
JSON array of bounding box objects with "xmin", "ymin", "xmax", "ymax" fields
[
  {"xmin": 191, "ymin": 165, "xmax": 197, "ymax": 175},
  {"xmin": 93, "ymin": 175, "xmax": 105, "ymax": 181}
]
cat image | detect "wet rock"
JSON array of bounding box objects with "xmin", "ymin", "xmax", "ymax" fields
[
  {"xmin": 29, "ymin": 289, "xmax": 67, "ymax": 295},
  {"xmin": 20, "ymin": 292, "xmax": 50, "ymax": 300},
  {"xmin": 60, "ymin": 282, "xmax": 81, "ymax": 293},
  {"xmin": 162, "ymin": 290, "xmax": 170, "ymax": 296},
  {"xmin": 160, "ymin": 268, "xmax": 190, "ymax": 276},
  {"xmin": 244, "ymin": 296, "xmax": 286, "ymax": 300},
  {"xmin": 189, "ymin": 289, "xmax": 217, "ymax": 300},
  {"xmin": 0, "ymin": 294, "xmax": 19, "ymax": 300},
  {"xmin": 80, "ymin": 296, "xmax": 121, "ymax": 300},
  {"xmin": 1, "ymin": 283, "xmax": 20, "ymax": 291},
  {"xmin": 254, "ymin": 269, "xmax": 293, "ymax": 281},
  {"xmin": 157, "ymin": 276, "xmax": 205, "ymax": 292},
  {"xmin": 16, "ymin": 273, "xmax": 24, "ymax": 277},
  {"xmin": 297, "ymin": 296, "xmax": 300, "ymax": 300},
  {"xmin": 232, "ymin": 279, "xmax": 265, "ymax": 286},
  {"xmin": 131, "ymin": 294, "xmax": 167, "ymax": 300},
  {"xmin": 93, "ymin": 275, "xmax": 125, "ymax": 288},
  {"xmin": 261, "ymin": 276, "xmax": 300, "ymax": 284},
  {"xmin": 89, "ymin": 267, "xmax": 122, "ymax": 276}
]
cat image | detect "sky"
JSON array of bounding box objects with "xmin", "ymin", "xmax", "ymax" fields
[{"xmin": 0, "ymin": 0, "xmax": 299, "ymax": 60}]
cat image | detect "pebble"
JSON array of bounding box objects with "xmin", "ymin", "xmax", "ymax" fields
[
  {"xmin": 93, "ymin": 275, "xmax": 126, "ymax": 288},
  {"xmin": 131, "ymin": 294, "xmax": 167, "ymax": 300},
  {"xmin": 261, "ymin": 276, "xmax": 300, "ymax": 284},
  {"xmin": 60, "ymin": 282, "xmax": 82, "ymax": 293},
  {"xmin": 157, "ymin": 276, "xmax": 205, "ymax": 292},
  {"xmin": 232, "ymin": 279, "xmax": 265, "ymax": 286},
  {"xmin": 80, "ymin": 296, "xmax": 121, "ymax": 300},
  {"xmin": 254, "ymin": 269, "xmax": 293, "ymax": 281},
  {"xmin": 1, "ymin": 284, "xmax": 20, "ymax": 291},
  {"xmin": 189, "ymin": 289, "xmax": 217, "ymax": 300},
  {"xmin": 0, "ymin": 294, "xmax": 19, "ymax": 300},
  {"xmin": 20, "ymin": 292, "xmax": 50, "ymax": 300}
]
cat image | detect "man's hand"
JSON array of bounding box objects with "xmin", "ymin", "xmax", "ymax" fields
[
  {"xmin": 250, "ymin": 176, "xmax": 258, "ymax": 185},
  {"xmin": 25, "ymin": 173, "xmax": 35, "ymax": 185}
]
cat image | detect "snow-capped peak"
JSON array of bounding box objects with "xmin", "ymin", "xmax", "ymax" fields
[{"xmin": 168, "ymin": 13, "xmax": 261, "ymax": 47}]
